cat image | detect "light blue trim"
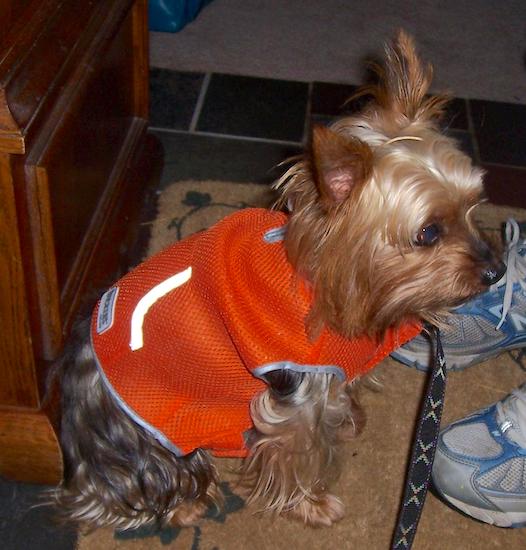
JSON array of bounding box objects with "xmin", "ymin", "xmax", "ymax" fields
[
  {"xmin": 263, "ymin": 226, "xmax": 287, "ymax": 243},
  {"xmin": 89, "ymin": 333, "xmax": 184, "ymax": 457},
  {"xmin": 252, "ymin": 361, "xmax": 346, "ymax": 382}
]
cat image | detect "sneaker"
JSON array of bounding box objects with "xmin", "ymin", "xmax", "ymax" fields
[
  {"xmin": 391, "ymin": 219, "xmax": 526, "ymax": 371},
  {"xmin": 432, "ymin": 384, "xmax": 526, "ymax": 527}
]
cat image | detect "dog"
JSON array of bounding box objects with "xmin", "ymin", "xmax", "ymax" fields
[{"xmin": 53, "ymin": 31, "xmax": 505, "ymax": 531}]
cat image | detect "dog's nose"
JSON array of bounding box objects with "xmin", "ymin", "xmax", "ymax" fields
[{"xmin": 481, "ymin": 260, "xmax": 506, "ymax": 286}]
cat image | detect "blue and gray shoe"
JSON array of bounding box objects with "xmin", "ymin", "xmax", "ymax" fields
[
  {"xmin": 391, "ymin": 219, "xmax": 526, "ymax": 371},
  {"xmin": 432, "ymin": 384, "xmax": 526, "ymax": 527}
]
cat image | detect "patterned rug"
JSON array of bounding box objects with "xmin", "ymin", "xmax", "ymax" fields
[{"xmin": 79, "ymin": 181, "xmax": 526, "ymax": 550}]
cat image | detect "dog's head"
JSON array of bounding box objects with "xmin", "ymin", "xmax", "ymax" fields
[{"xmin": 278, "ymin": 31, "xmax": 505, "ymax": 338}]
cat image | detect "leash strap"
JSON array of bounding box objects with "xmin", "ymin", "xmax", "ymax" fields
[{"xmin": 391, "ymin": 325, "xmax": 446, "ymax": 549}]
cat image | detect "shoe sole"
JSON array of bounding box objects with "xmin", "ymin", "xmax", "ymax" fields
[
  {"xmin": 439, "ymin": 492, "xmax": 526, "ymax": 528},
  {"xmin": 391, "ymin": 340, "xmax": 526, "ymax": 372}
]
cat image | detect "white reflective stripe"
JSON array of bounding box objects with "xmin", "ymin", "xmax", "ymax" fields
[{"xmin": 129, "ymin": 266, "xmax": 192, "ymax": 351}]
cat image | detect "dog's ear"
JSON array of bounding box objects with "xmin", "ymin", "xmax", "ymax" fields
[{"xmin": 311, "ymin": 125, "xmax": 373, "ymax": 205}]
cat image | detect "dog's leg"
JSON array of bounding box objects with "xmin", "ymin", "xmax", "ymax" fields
[
  {"xmin": 240, "ymin": 370, "xmax": 364, "ymax": 527},
  {"xmin": 54, "ymin": 325, "xmax": 220, "ymax": 531}
]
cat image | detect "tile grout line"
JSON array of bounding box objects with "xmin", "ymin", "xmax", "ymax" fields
[
  {"xmin": 465, "ymin": 98, "xmax": 481, "ymax": 165},
  {"xmin": 302, "ymin": 82, "xmax": 314, "ymax": 146},
  {"xmin": 189, "ymin": 72, "xmax": 212, "ymax": 132},
  {"xmin": 149, "ymin": 126, "xmax": 303, "ymax": 147},
  {"xmin": 150, "ymin": 69, "xmax": 526, "ymax": 171},
  {"xmin": 482, "ymin": 161, "xmax": 526, "ymax": 171}
]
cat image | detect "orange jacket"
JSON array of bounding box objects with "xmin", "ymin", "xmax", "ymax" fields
[{"xmin": 91, "ymin": 208, "xmax": 420, "ymax": 457}]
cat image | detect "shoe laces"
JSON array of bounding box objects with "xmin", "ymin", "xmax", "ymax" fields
[
  {"xmin": 496, "ymin": 384, "xmax": 526, "ymax": 448},
  {"xmin": 491, "ymin": 219, "xmax": 526, "ymax": 329}
]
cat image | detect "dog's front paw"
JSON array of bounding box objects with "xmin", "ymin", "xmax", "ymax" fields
[{"xmin": 283, "ymin": 493, "xmax": 345, "ymax": 527}]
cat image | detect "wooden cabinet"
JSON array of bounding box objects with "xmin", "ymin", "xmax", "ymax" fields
[{"xmin": 0, "ymin": 0, "xmax": 160, "ymax": 483}]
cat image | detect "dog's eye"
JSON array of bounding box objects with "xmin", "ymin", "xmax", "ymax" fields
[{"xmin": 415, "ymin": 223, "xmax": 441, "ymax": 247}]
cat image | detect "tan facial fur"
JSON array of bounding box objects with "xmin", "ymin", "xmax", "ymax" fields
[{"xmin": 277, "ymin": 31, "xmax": 501, "ymax": 339}]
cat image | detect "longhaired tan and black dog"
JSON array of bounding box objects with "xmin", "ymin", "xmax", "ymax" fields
[{"xmin": 54, "ymin": 31, "xmax": 504, "ymax": 530}]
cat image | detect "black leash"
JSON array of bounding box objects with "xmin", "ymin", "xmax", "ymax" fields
[{"xmin": 391, "ymin": 324, "xmax": 446, "ymax": 549}]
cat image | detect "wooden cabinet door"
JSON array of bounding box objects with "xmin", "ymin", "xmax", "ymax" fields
[{"xmin": 0, "ymin": 0, "xmax": 156, "ymax": 484}]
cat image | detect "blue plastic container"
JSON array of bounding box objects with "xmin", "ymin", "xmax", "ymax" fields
[{"xmin": 149, "ymin": 0, "xmax": 213, "ymax": 33}]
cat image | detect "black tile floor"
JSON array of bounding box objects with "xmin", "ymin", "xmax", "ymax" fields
[
  {"xmin": 149, "ymin": 69, "xmax": 526, "ymax": 206},
  {"xmin": 3, "ymin": 68, "xmax": 526, "ymax": 550},
  {"xmin": 0, "ymin": 477, "xmax": 77, "ymax": 550}
]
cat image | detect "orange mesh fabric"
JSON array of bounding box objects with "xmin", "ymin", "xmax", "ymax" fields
[{"xmin": 91, "ymin": 208, "xmax": 421, "ymax": 457}]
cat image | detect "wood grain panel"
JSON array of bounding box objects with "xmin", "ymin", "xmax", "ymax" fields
[
  {"xmin": 22, "ymin": 2, "xmax": 144, "ymax": 360},
  {"xmin": 0, "ymin": 154, "xmax": 39, "ymax": 407},
  {"xmin": 0, "ymin": 1, "xmax": 135, "ymax": 152},
  {"xmin": 0, "ymin": 0, "xmax": 32, "ymax": 41},
  {"xmin": 0, "ymin": 0, "xmax": 67, "ymax": 148},
  {"xmin": 0, "ymin": 0, "xmax": 155, "ymax": 484},
  {"xmin": 0, "ymin": 408, "xmax": 62, "ymax": 484},
  {"xmin": 131, "ymin": 0, "xmax": 149, "ymax": 119}
]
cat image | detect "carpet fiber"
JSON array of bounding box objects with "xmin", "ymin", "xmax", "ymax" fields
[
  {"xmin": 80, "ymin": 181, "xmax": 526, "ymax": 549},
  {"xmin": 150, "ymin": 0, "xmax": 526, "ymax": 104}
]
